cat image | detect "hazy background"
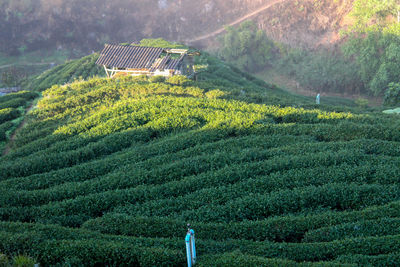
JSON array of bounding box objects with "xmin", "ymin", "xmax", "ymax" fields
[
  {"xmin": 0, "ymin": 0, "xmax": 350, "ymax": 55},
  {"xmin": 2, "ymin": 0, "xmax": 400, "ymax": 104}
]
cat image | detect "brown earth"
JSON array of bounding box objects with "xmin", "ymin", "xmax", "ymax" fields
[{"xmin": 187, "ymin": 0, "xmax": 355, "ymax": 49}]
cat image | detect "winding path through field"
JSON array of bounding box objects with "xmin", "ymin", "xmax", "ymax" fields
[{"xmin": 187, "ymin": 0, "xmax": 289, "ymax": 43}]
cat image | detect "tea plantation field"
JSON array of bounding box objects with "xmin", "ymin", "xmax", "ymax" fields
[
  {"xmin": 0, "ymin": 91, "xmax": 38, "ymax": 152},
  {"xmin": 0, "ymin": 51, "xmax": 399, "ymax": 266}
]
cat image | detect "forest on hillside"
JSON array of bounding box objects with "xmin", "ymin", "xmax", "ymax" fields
[
  {"xmin": 0, "ymin": 0, "xmax": 265, "ymax": 56},
  {"xmin": 0, "ymin": 0, "xmax": 147, "ymax": 55},
  {"xmin": 218, "ymin": 0, "xmax": 400, "ymax": 105}
]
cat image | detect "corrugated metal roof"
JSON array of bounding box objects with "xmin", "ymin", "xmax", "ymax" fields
[
  {"xmin": 165, "ymin": 54, "xmax": 185, "ymax": 70},
  {"xmin": 96, "ymin": 44, "xmax": 164, "ymax": 69},
  {"xmin": 149, "ymin": 55, "xmax": 171, "ymax": 72}
]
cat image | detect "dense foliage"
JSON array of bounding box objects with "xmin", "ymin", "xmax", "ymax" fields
[
  {"xmin": 219, "ymin": 7, "xmax": 400, "ymax": 104},
  {"xmin": 384, "ymin": 82, "xmax": 400, "ymax": 106},
  {"xmin": 337, "ymin": 0, "xmax": 400, "ymax": 101},
  {"xmin": 0, "ymin": 49, "xmax": 400, "ymax": 266},
  {"xmin": 277, "ymin": 48, "xmax": 362, "ymax": 94},
  {"xmin": 138, "ymin": 38, "xmax": 186, "ymax": 49},
  {"xmin": 219, "ymin": 21, "xmax": 362, "ymax": 95},
  {"xmin": 343, "ymin": 32, "xmax": 400, "ymax": 98},
  {"xmin": 0, "ymin": 0, "xmax": 145, "ymax": 55},
  {"xmin": 0, "ymin": 0, "xmax": 241, "ymax": 56},
  {"xmin": 219, "ymin": 21, "xmax": 275, "ymax": 72},
  {"xmin": 0, "ymin": 91, "xmax": 37, "ymax": 143},
  {"xmin": 350, "ymin": 0, "xmax": 400, "ymax": 33}
]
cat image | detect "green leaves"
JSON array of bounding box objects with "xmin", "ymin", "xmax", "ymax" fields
[
  {"xmin": 384, "ymin": 82, "xmax": 400, "ymax": 105},
  {"xmin": 219, "ymin": 21, "xmax": 275, "ymax": 72},
  {"xmin": 0, "ymin": 108, "xmax": 20, "ymax": 124},
  {"xmin": 343, "ymin": 31, "xmax": 400, "ymax": 96},
  {"xmin": 350, "ymin": 0, "xmax": 400, "ymax": 32}
]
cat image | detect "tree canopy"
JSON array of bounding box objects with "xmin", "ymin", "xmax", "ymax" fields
[{"xmin": 219, "ymin": 21, "xmax": 275, "ymax": 72}]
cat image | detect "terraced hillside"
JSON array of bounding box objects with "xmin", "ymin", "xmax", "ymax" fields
[
  {"xmin": 0, "ymin": 91, "xmax": 38, "ymax": 153},
  {"xmin": 0, "ymin": 51, "xmax": 400, "ymax": 266}
]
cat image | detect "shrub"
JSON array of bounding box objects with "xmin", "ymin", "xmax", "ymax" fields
[
  {"xmin": 336, "ymin": 253, "xmax": 400, "ymax": 267},
  {"xmin": 0, "ymin": 254, "xmax": 9, "ymax": 267},
  {"xmin": 205, "ymin": 89, "xmax": 226, "ymax": 99},
  {"xmin": 303, "ymin": 218, "xmax": 400, "ymax": 242},
  {"xmin": 197, "ymin": 251, "xmax": 353, "ymax": 267},
  {"xmin": 22, "ymin": 54, "xmax": 103, "ymax": 91},
  {"xmin": 149, "ymin": 75, "xmax": 166, "ymax": 83},
  {"xmin": 0, "ymin": 46, "xmax": 400, "ymax": 266},
  {"xmin": 0, "ymin": 98, "xmax": 27, "ymax": 109},
  {"xmin": 0, "ymin": 122, "xmax": 13, "ymax": 141},
  {"xmin": 0, "ymin": 108, "xmax": 20, "ymax": 124},
  {"xmin": 166, "ymin": 75, "xmax": 191, "ymax": 86},
  {"xmin": 0, "ymin": 91, "xmax": 37, "ymax": 104},
  {"xmin": 355, "ymin": 97, "xmax": 369, "ymax": 108},
  {"xmin": 384, "ymin": 82, "xmax": 400, "ymax": 106},
  {"xmin": 12, "ymin": 255, "xmax": 35, "ymax": 267}
]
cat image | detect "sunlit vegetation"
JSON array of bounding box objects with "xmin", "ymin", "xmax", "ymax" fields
[
  {"xmin": 0, "ymin": 253, "xmax": 36, "ymax": 267},
  {"xmin": 0, "ymin": 42, "xmax": 399, "ymax": 266},
  {"xmin": 339, "ymin": 0, "xmax": 400, "ymax": 104},
  {"xmin": 138, "ymin": 38, "xmax": 186, "ymax": 49},
  {"xmin": 349, "ymin": 0, "xmax": 400, "ymax": 33}
]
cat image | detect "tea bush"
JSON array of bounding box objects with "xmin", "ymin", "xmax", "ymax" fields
[{"xmin": 0, "ymin": 50, "xmax": 399, "ymax": 266}]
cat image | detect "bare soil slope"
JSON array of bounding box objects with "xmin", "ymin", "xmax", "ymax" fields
[{"xmin": 186, "ymin": 0, "xmax": 354, "ymax": 49}]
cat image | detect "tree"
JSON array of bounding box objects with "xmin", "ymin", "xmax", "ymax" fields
[
  {"xmin": 219, "ymin": 21, "xmax": 274, "ymax": 72},
  {"xmin": 343, "ymin": 31, "xmax": 400, "ymax": 96},
  {"xmin": 351, "ymin": 0, "xmax": 400, "ymax": 31},
  {"xmin": 384, "ymin": 82, "xmax": 400, "ymax": 105}
]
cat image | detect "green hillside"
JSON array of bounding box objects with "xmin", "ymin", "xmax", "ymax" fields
[
  {"xmin": 0, "ymin": 50, "xmax": 400, "ymax": 266},
  {"xmin": 0, "ymin": 91, "xmax": 38, "ymax": 153},
  {"xmin": 21, "ymin": 53, "xmax": 104, "ymax": 91}
]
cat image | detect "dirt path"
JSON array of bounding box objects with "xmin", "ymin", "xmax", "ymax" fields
[
  {"xmin": 187, "ymin": 0, "xmax": 289, "ymax": 43},
  {"xmin": 2, "ymin": 103, "xmax": 35, "ymax": 156}
]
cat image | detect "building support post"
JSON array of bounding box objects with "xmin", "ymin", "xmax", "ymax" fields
[
  {"xmin": 104, "ymin": 65, "xmax": 110, "ymax": 78},
  {"xmin": 398, "ymin": 10, "xmax": 400, "ymax": 23}
]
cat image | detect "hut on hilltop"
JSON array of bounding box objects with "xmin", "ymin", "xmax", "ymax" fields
[{"xmin": 96, "ymin": 44, "xmax": 195, "ymax": 78}]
